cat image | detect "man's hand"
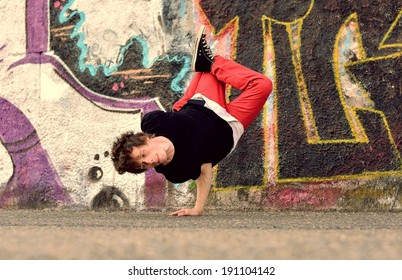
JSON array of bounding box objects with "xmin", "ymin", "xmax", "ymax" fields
[
  {"xmin": 169, "ymin": 208, "xmax": 203, "ymax": 216},
  {"xmin": 169, "ymin": 163, "xmax": 212, "ymax": 217}
]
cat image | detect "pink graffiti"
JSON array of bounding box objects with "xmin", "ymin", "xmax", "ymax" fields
[{"xmin": 264, "ymin": 185, "xmax": 342, "ymax": 210}]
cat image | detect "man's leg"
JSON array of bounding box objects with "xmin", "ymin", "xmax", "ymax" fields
[
  {"xmin": 172, "ymin": 72, "xmax": 202, "ymax": 111},
  {"xmin": 211, "ymin": 55, "xmax": 273, "ymax": 128},
  {"xmin": 173, "ymin": 25, "xmax": 227, "ymax": 111},
  {"xmin": 176, "ymin": 25, "xmax": 272, "ymax": 121},
  {"xmin": 172, "ymin": 71, "xmax": 227, "ymax": 111}
]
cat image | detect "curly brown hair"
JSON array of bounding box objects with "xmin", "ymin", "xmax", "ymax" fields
[{"xmin": 111, "ymin": 131, "xmax": 154, "ymax": 174}]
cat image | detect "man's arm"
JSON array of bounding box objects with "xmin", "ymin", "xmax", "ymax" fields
[{"xmin": 169, "ymin": 163, "xmax": 213, "ymax": 216}]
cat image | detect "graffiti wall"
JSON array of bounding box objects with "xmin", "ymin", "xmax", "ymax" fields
[{"xmin": 0, "ymin": 0, "xmax": 401, "ymax": 210}]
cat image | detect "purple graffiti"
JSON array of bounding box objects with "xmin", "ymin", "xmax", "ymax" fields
[
  {"xmin": 9, "ymin": 0, "xmax": 161, "ymax": 114},
  {"xmin": 0, "ymin": 98, "xmax": 71, "ymax": 207},
  {"xmin": 144, "ymin": 168, "xmax": 167, "ymax": 209},
  {"xmin": 0, "ymin": 44, "xmax": 5, "ymax": 63},
  {"xmin": 26, "ymin": 0, "xmax": 48, "ymax": 53}
]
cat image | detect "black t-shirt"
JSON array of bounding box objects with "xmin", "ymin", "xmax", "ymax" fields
[{"xmin": 141, "ymin": 103, "xmax": 233, "ymax": 183}]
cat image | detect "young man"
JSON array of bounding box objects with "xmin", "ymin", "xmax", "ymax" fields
[{"xmin": 112, "ymin": 25, "xmax": 273, "ymax": 216}]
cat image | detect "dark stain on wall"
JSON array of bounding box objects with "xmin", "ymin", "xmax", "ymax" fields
[{"xmin": 91, "ymin": 186, "xmax": 130, "ymax": 210}]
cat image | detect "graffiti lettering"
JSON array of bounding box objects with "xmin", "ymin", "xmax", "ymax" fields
[{"xmin": 195, "ymin": 0, "xmax": 402, "ymax": 186}]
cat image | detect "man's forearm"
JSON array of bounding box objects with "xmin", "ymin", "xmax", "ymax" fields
[{"xmin": 194, "ymin": 163, "xmax": 213, "ymax": 213}]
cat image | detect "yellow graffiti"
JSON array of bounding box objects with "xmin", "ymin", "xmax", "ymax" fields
[
  {"xmin": 379, "ymin": 9, "xmax": 402, "ymax": 49},
  {"xmin": 195, "ymin": 0, "xmax": 401, "ymax": 190}
]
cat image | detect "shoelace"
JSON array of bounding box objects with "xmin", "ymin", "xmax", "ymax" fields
[{"xmin": 201, "ymin": 36, "xmax": 213, "ymax": 59}]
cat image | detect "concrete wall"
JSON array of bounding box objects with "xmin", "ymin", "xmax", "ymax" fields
[{"xmin": 0, "ymin": 0, "xmax": 401, "ymax": 210}]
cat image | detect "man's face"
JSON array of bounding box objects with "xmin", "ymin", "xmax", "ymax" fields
[{"xmin": 129, "ymin": 141, "xmax": 167, "ymax": 170}]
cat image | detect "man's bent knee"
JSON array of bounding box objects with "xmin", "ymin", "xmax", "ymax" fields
[{"xmin": 254, "ymin": 76, "xmax": 273, "ymax": 100}]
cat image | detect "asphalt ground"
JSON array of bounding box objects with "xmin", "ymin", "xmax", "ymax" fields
[{"xmin": 0, "ymin": 209, "xmax": 401, "ymax": 260}]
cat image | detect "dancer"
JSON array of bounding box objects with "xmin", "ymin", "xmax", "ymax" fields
[{"xmin": 112, "ymin": 25, "xmax": 273, "ymax": 216}]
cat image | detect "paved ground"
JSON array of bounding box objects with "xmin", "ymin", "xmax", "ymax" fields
[{"xmin": 0, "ymin": 209, "xmax": 401, "ymax": 259}]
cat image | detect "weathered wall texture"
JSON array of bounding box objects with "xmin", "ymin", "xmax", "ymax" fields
[{"xmin": 0, "ymin": 0, "xmax": 401, "ymax": 210}]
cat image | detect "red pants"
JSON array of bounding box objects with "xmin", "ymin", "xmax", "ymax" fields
[{"xmin": 173, "ymin": 55, "xmax": 273, "ymax": 128}]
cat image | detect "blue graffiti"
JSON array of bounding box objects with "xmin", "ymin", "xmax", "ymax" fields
[
  {"xmin": 58, "ymin": 0, "xmax": 190, "ymax": 93},
  {"xmin": 180, "ymin": 0, "xmax": 186, "ymax": 18}
]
